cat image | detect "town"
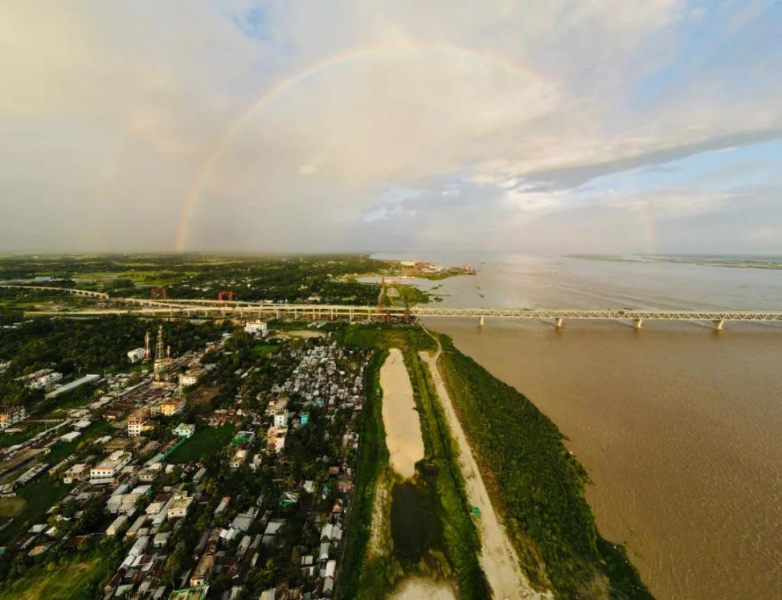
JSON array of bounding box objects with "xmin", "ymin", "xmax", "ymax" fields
[{"xmin": 0, "ymin": 316, "xmax": 371, "ymax": 600}]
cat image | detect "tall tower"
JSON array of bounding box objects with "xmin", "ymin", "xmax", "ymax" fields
[
  {"xmin": 144, "ymin": 331, "xmax": 151, "ymax": 361},
  {"xmin": 156, "ymin": 325, "xmax": 165, "ymax": 362}
]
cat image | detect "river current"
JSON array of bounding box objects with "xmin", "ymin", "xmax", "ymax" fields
[{"xmin": 373, "ymin": 253, "xmax": 782, "ymax": 600}]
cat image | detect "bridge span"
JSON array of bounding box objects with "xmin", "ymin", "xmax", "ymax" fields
[
  {"xmin": 6, "ymin": 284, "xmax": 782, "ymax": 329},
  {"xmin": 24, "ymin": 300, "xmax": 782, "ymax": 330},
  {"xmin": 0, "ymin": 284, "xmax": 109, "ymax": 300}
]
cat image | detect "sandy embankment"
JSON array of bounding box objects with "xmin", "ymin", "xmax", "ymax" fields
[
  {"xmin": 420, "ymin": 341, "xmax": 551, "ymax": 600},
  {"xmin": 388, "ymin": 576, "xmax": 458, "ymax": 600},
  {"xmin": 380, "ymin": 348, "xmax": 425, "ymax": 479}
]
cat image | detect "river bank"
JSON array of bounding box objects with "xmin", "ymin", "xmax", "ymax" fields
[
  {"xmin": 374, "ymin": 251, "xmax": 782, "ymax": 599},
  {"xmin": 420, "ymin": 343, "xmax": 545, "ymax": 599}
]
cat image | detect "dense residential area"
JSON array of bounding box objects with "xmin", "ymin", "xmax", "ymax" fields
[{"xmin": 0, "ymin": 313, "xmax": 371, "ymax": 600}]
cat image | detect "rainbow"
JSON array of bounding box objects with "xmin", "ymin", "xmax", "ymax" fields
[{"xmin": 175, "ymin": 42, "xmax": 550, "ymax": 252}]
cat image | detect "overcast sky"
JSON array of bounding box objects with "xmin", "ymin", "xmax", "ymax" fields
[{"xmin": 2, "ymin": 1, "xmax": 781, "ymax": 255}]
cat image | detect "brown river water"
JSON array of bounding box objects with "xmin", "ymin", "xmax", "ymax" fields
[{"xmin": 374, "ymin": 254, "xmax": 782, "ymax": 600}]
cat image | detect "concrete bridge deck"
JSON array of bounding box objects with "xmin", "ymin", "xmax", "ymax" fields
[{"xmin": 7, "ymin": 284, "xmax": 782, "ymax": 329}]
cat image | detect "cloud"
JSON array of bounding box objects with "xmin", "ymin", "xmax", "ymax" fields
[
  {"xmin": 298, "ymin": 164, "xmax": 319, "ymax": 176},
  {"xmin": 0, "ymin": 0, "xmax": 781, "ymax": 254}
]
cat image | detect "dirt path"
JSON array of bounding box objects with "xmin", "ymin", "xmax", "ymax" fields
[{"xmin": 420, "ymin": 335, "xmax": 550, "ymax": 600}]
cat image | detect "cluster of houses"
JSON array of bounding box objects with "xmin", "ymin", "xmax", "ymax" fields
[
  {"xmin": 0, "ymin": 325, "xmax": 372, "ymax": 600},
  {"xmin": 96, "ymin": 336, "xmax": 369, "ymax": 599}
]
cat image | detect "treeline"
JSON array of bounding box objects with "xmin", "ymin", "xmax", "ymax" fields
[
  {"xmin": 437, "ymin": 335, "xmax": 653, "ymax": 599},
  {"xmin": 0, "ymin": 254, "xmax": 391, "ymax": 305},
  {"xmin": 0, "ymin": 317, "xmax": 228, "ymax": 407}
]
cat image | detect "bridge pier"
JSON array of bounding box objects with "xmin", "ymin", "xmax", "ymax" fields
[
  {"xmin": 634, "ymin": 318, "xmax": 643, "ymax": 330},
  {"xmin": 555, "ymin": 317, "xmax": 563, "ymax": 328},
  {"xmin": 478, "ymin": 315, "xmax": 485, "ymax": 327},
  {"xmin": 714, "ymin": 319, "xmax": 725, "ymax": 331}
]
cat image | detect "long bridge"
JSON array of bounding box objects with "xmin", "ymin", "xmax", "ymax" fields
[
  {"xmin": 9, "ymin": 285, "xmax": 782, "ymax": 329},
  {"xmin": 0, "ymin": 284, "xmax": 109, "ymax": 300}
]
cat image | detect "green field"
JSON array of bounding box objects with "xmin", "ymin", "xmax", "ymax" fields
[
  {"xmin": 166, "ymin": 424, "xmax": 236, "ymax": 464},
  {"xmin": 0, "ymin": 478, "xmax": 70, "ymax": 545},
  {"xmin": 0, "ymin": 543, "xmax": 123, "ymax": 600}
]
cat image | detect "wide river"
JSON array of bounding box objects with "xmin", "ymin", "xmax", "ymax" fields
[{"xmin": 373, "ymin": 253, "xmax": 782, "ymax": 600}]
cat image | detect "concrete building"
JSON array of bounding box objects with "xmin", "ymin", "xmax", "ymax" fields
[
  {"xmin": 90, "ymin": 451, "xmax": 132, "ymax": 480},
  {"xmin": 244, "ymin": 320, "xmax": 268, "ymax": 336},
  {"xmin": 266, "ymin": 426, "xmax": 287, "ymax": 454},
  {"xmin": 63, "ymin": 463, "xmax": 88, "ymax": 484},
  {"xmin": 127, "ymin": 348, "xmax": 146, "ymax": 364},
  {"xmin": 167, "ymin": 492, "xmax": 194, "ymax": 519},
  {"xmin": 16, "ymin": 369, "xmax": 62, "ymax": 390},
  {"xmin": 178, "ymin": 368, "xmax": 204, "ymax": 387},
  {"xmin": 273, "ymin": 409, "xmax": 288, "ymax": 429},
  {"xmin": 161, "ymin": 398, "xmax": 183, "ymax": 417},
  {"xmin": 128, "ymin": 409, "xmax": 152, "ymax": 437},
  {"xmin": 173, "ymin": 423, "xmax": 195, "ymax": 438},
  {"xmin": 106, "ymin": 515, "xmax": 128, "ymax": 536},
  {"xmin": 0, "ymin": 406, "xmax": 26, "ymax": 430}
]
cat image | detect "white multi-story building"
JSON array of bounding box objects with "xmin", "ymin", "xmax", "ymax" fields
[
  {"xmin": 273, "ymin": 409, "xmax": 288, "ymax": 429},
  {"xmin": 244, "ymin": 320, "xmax": 268, "ymax": 337},
  {"xmin": 167, "ymin": 492, "xmax": 194, "ymax": 519},
  {"xmin": 0, "ymin": 406, "xmax": 26, "ymax": 430},
  {"xmin": 127, "ymin": 348, "xmax": 146, "ymax": 364},
  {"xmin": 128, "ymin": 409, "xmax": 152, "ymax": 437},
  {"xmin": 16, "ymin": 369, "xmax": 62, "ymax": 390},
  {"xmin": 90, "ymin": 451, "xmax": 131, "ymax": 480},
  {"xmin": 173, "ymin": 423, "xmax": 195, "ymax": 438}
]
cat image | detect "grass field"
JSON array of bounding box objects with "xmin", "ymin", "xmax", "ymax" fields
[
  {"xmin": 166, "ymin": 424, "xmax": 236, "ymax": 464},
  {"xmin": 251, "ymin": 343, "xmax": 278, "ymax": 358},
  {"xmin": 0, "ymin": 544, "xmax": 123, "ymax": 600},
  {"xmin": 0, "ymin": 497, "xmax": 25, "ymax": 518},
  {"xmin": 0, "ymin": 558, "xmax": 96, "ymax": 600},
  {"xmin": 0, "ymin": 478, "xmax": 70, "ymax": 545},
  {"xmin": 0, "ymin": 558, "xmax": 100, "ymax": 600}
]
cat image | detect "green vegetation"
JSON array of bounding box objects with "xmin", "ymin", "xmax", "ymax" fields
[
  {"xmin": 338, "ymin": 323, "xmax": 437, "ymax": 354},
  {"xmin": 436, "ymin": 334, "xmax": 653, "ymax": 599},
  {"xmin": 0, "ymin": 254, "xmax": 393, "ymax": 304},
  {"xmin": 0, "ymin": 316, "xmax": 226, "ymax": 411},
  {"xmin": 404, "ymin": 349, "xmax": 486, "ymax": 598},
  {"xmin": 0, "ymin": 479, "xmax": 70, "ymax": 545},
  {"xmin": 43, "ymin": 421, "xmax": 114, "ymax": 466},
  {"xmin": 0, "ymin": 422, "xmax": 49, "ymax": 448},
  {"xmin": 337, "ymin": 350, "xmax": 392, "ymax": 600},
  {"xmin": 336, "ymin": 327, "xmax": 486, "ymax": 600},
  {"xmin": 166, "ymin": 424, "xmax": 236, "ymax": 464},
  {"xmin": 0, "ymin": 543, "xmax": 124, "ymax": 600}
]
